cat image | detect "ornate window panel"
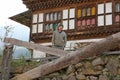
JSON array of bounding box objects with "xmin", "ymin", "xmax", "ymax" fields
[
  {"xmin": 32, "ymin": 14, "xmax": 38, "ymax": 23},
  {"xmin": 32, "ymin": 24, "xmax": 37, "ymax": 33},
  {"xmin": 97, "ymin": 2, "xmax": 112, "ymax": 27}
]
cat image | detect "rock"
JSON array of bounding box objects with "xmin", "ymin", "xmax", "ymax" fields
[
  {"xmin": 44, "ymin": 78, "xmax": 51, "ymax": 80},
  {"xmin": 89, "ymin": 76, "xmax": 98, "ymax": 80},
  {"xmin": 94, "ymin": 66, "xmax": 103, "ymax": 71},
  {"xmin": 84, "ymin": 62, "xmax": 92, "ymax": 69},
  {"xmin": 62, "ymin": 75, "xmax": 68, "ymax": 80},
  {"xmin": 66, "ymin": 65, "xmax": 76, "ymax": 74},
  {"xmin": 67, "ymin": 75, "xmax": 76, "ymax": 80},
  {"xmin": 117, "ymin": 68, "xmax": 120, "ymax": 75},
  {"xmin": 49, "ymin": 72, "xmax": 60, "ymax": 76},
  {"xmin": 92, "ymin": 58, "xmax": 104, "ymax": 66},
  {"xmin": 51, "ymin": 77, "xmax": 57, "ymax": 80},
  {"xmin": 75, "ymin": 63, "xmax": 83, "ymax": 68},
  {"xmin": 99, "ymin": 75, "xmax": 109, "ymax": 80},
  {"xmin": 106, "ymin": 58, "xmax": 119, "ymax": 75},
  {"xmin": 76, "ymin": 74, "xmax": 86, "ymax": 80},
  {"xmin": 82, "ymin": 69, "xmax": 102, "ymax": 76},
  {"xmin": 57, "ymin": 77, "xmax": 62, "ymax": 80}
]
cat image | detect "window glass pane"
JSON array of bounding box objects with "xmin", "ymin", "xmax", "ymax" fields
[
  {"xmin": 106, "ymin": 14, "xmax": 112, "ymax": 25},
  {"xmin": 32, "ymin": 14, "xmax": 38, "ymax": 23},
  {"xmin": 82, "ymin": 19, "xmax": 86, "ymax": 26},
  {"xmin": 58, "ymin": 12, "xmax": 61, "ymax": 20},
  {"xmin": 98, "ymin": 4, "xmax": 104, "ymax": 14},
  {"xmin": 77, "ymin": 20, "xmax": 81, "ymax": 26},
  {"xmin": 38, "ymin": 24, "xmax": 43, "ymax": 33},
  {"xmin": 63, "ymin": 20, "xmax": 68, "ymax": 30},
  {"xmin": 53, "ymin": 23, "xmax": 58, "ymax": 31},
  {"xmin": 45, "ymin": 24, "xmax": 49, "ymax": 32},
  {"xmin": 49, "ymin": 24, "xmax": 53, "ymax": 31},
  {"xmin": 115, "ymin": 15, "xmax": 120, "ymax": 22},
  {"xmin": 70, "ymin": 8, "xmax": 75, "ymax": 18},
  {"xmin": 50, "ymin": 13, "xmax": 53, "ymax": 21},
  {"xmin": 63, "ymin": 9, "xmax": 68, "ymax": 19},
  {"xmin": 69, "ymin": 19, "xmax": 75, "ymax": 29},
  {"xmin": 87, "ymin": 8, "xmax": 91, "ymax": 16},
  {"xmin": 46, "ymin": 13, "xmax": 49, "ymax": 21},
  {"xmin": 78, "ymin": 9, "xmax": 81, "ymax": 18},
  {"xmin": 98, "ymin": 15, "xmax": 104, "ymax": 26},
  {"xmin": 106, "ymin": 2, "xmax": 112, "ymax": 13},
  {"xmin": 115, "ymin": 3, "xmax": 120, "ymax": 12},
  {"xmin": 38, "ymin": 13, "xmax": 43, "ymax": 22},
  {"xmin": 92, "ymin": 7, "xmax": 96, "ymax": 15},
  {"xmin": 91, "ymin": 18, "xmax": 95, "ymax": 25},
  {"xmin": 32, "ymin": 24, "xmax": 37, "ymax": 33},
  {"xmin": 54, "ymin": 12, "xmax": 57, "ymax": 21},
  {"xmin": 82, "ymin": 8, "xmax": 86, "ymax": 17},
  {"xmin": 87, "ymin": 19, "xmax": 91, "ymax": 25}
]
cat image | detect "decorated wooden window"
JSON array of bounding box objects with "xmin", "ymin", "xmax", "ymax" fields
[
  {"xmin": 97, "ymin": 2, "xmax": 112, "ymax": 26},
  {"xmin": 62, "ymin": 8, "xmax": 75, "ymax": 30},
  {"xmin": 45, "ymin": 11, "xmax": 62, "ymax": 32},
  {"xmin": 77, "ymin": 6, "xmax": 96, "ymax": 30},
  {"xmin": 32, "ymin": 13, "xmax": 44, "ymax": 33}
]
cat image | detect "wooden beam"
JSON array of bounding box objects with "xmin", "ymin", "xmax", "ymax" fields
[
  {"xmin": 1, "ymin": 45, "xmax": 13, "ymax": 80},
  {"xmin": 4, "ymin": 38, "xmax": 68, "ymax": 57},
  {"xmin": 11, "ymin": 32, "xmax": 120, "ymax": 80}
]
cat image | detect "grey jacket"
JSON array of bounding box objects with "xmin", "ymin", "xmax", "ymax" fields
[{"xmin": 52, "ymin": 30, "xmax": 67, "ymax": 48}]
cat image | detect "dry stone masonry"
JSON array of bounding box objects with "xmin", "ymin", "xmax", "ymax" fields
[{"xmin": 38, "ymin": 54, "xmax": 120, "ymax": 80}]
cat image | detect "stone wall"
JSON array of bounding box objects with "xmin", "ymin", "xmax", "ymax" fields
[{"xmin": 38, "ymin": 54, "xmax": 120, "ymax": 80}]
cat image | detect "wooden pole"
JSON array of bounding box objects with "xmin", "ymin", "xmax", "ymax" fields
[
  {"xmin": 11, "ymin": 32, "xmax": 120, "ymax": 80},
  {"xmin": 4, "ymin": 38, "xmax": 68, "ymax": 57},
  {"xmin": 1, "ymin": 45, "xmax": 13, "ymax": 80}
]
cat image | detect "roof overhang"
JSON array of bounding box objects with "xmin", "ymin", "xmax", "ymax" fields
[{"xmin": 9, "ymin": 10, "xmax": 32, "ymax": 27}]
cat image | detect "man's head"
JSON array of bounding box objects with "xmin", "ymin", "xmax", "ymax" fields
[{"xmin": 58, "ymin": 25, "xmax": 64, "ymax": 32}]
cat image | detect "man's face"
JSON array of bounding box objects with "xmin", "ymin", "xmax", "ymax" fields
[{"xmin": 58, "ymin": 26, "xmax": 63, "ymax": 31}]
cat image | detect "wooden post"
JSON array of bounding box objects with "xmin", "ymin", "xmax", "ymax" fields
[
  {"xmin": 11, "ymin": 32, "xmax": 120, "ymax": 80},
  {"xmin": 1, "ymin": 45, "xmax": 13, "ymax": 80}
]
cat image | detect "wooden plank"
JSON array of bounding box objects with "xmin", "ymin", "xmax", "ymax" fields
[
  {"xmin": 4, "ymin": 38, "xmax": 68, "ymax": 57},
  {"xmin": 11, "ymin": 32, "xmax": 120, "ymax": 80}
]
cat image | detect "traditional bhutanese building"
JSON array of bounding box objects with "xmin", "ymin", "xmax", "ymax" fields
[{"xmin": 10, "ymin": 0, "xmax": 120, "ymax": 57}]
